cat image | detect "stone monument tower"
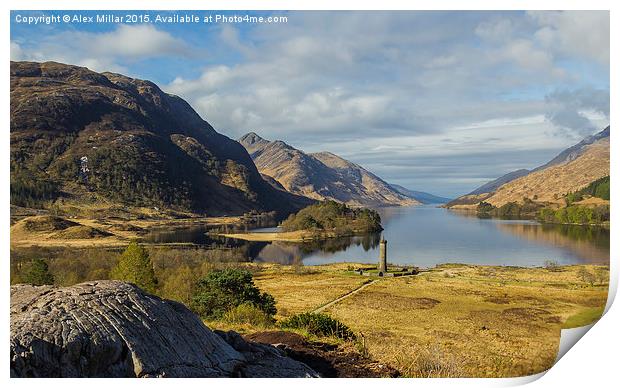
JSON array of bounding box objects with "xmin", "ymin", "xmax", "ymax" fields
[{"xmin": 378, "ymin": 237, "xmax": 388, "ymax": 274}]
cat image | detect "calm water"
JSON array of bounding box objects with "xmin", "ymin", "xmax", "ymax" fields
[
  {"xmin": 137, "ymin": 205, "xmax": 609, "ymax": 268},
  {"xmin": 233, "ymin": 206, "xmax": 609, "ymax": 267}
]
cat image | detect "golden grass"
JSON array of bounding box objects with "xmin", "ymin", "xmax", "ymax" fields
[
  {"xmin": 10, "ymin": 213, "xmax": 246, "ymax": 248},
  {"xmin": 562, "ymin": 306, "xmax": 606, "ymax": 329},
  {"xmin": 254, "ymin": 264, "xmax": 370, "ymax": 319},
  {"xmin": 216, "ymin": 230, "xmax": 314, "ymax": 242},
  {"xmin": 252, "ymin": 263, "xmax": 609, "ymax": 377},
  {"xmin": 486, "ymin": 139, "xmax": 609, "ymax": 206}
]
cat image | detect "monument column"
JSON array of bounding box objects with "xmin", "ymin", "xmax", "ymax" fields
[{"xmin": 378, "ymin": 238, "xmax": 387, "ymax": 273}]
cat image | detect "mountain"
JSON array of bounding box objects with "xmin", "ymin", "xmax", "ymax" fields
[
  {"xmin": 444, "ymin": 169, "xmax": 530, "ymax": 207},
  {"xmin": 467, "ymin": 169, "xmax": 531, "ymax": 196},
  {"xmin": 532, "ymin": 126, "xmax": 610, "ymax": 172},
  {"xmin": 10, "ymin": 61, "xmax": 312, "ymax": 217},
  {"xmin": 446, "ymin": 126, "xmax": 610, "ymax": 209},
  {"xmin": 238, "ymin": 132, "xmax": 419, "ymax": 207},
  {"xmin": 389, "ymin": 184, "xmax": 451, "ymax": 204}
]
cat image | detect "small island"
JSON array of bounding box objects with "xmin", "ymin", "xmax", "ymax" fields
[{"xmin": 216, "ymin": 201, "xmax": 382, "ymax": 242}]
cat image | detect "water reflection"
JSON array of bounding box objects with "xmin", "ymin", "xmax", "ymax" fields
[
  {"xmin": 247, "ymin": 234, "xmax": 382, "ymax": 264},
  {"xmin": 90, "ymin": 206, "xmax": 610, "ymax": 268},
  {"xmin": 495, "ymin": 223, "xmax": 609, "ymax": 264},
  {"xmin": 242, "ymin": 206, "xmax": 609, "ymax": 267}
]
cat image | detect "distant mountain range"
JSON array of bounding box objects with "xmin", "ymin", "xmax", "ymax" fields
[
  {"xmin": 388, "ymin": 184, "xmax": 451, "ymax": 204},
  {"xmin": 446, "ymin": 126, "xmax": 610, "ymax": 208},
  {"xmin": 16, "ymin": 60, "xmax": 591, "ymax": 218},
  {"xmin": 10, "ymin": 61, "xmax": 312, "ymax": 216},
  {"xmin": 238, "ymin": 132, "xmax": 420, "ymax": 207}
]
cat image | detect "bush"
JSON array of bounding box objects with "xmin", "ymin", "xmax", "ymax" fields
[
  {"xmin": 279, "ymin": 312, "xmax": 356, "ymax": 340},
  {"xmin": 21, "ymin": 258, "xmax": 55, "ymax": 285},
  {"xmin": 476, "ymin": 202, "xmax": 495, "ymax": 213},
  {"xmin": 543, "ymin": 260, "xmax": 561, "ymax": 272},
  {"xmin": 111, "ymin": 241, "xmax": 158, "ymax": 293},
  {"xmin": 222, "ymin": 302, "xmax": 275, "ymax": 327},
  {"xmin": 477, "ymin": 200, "xmax": 543, "ymax": 218},
  {"xmin": 537, "ymin": 205, "xmax": 609, "ymax": 225},
  {"xmin": 577, "ymin": 267, "xmax": 596, "ymax": 286},
  {"xmin": 191, "ymin": 268, "xmax": 276, "ymax": 320}
]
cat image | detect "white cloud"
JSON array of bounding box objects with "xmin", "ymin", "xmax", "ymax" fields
[
  {"xmin": 91, "ymin": 24, "xmax": 191, "ymax": 59},
  {"xmin": 545, "ymin": 88, "xmax": 610, "ymax": 136},
  {"xmin": 528, "ymin": 11, "xmax": 609, "ymax": 64},
  {"xmin": 475, "ymin": 18, "xmax": 514, "ymax": 43},
  {"xmin": 10, "ymin": 42, "xmax": 24, "ymax": 60},
  {"xmin": 501, "ymin": 39, "xmax": 554, "ymax": 71},
  {"xmin": 11, "ymin": 11, "xmax": 610, "ymax": 195},
  {"xmin": 11, "ymin": 24, "xmax": 193, "ymax": 73}
]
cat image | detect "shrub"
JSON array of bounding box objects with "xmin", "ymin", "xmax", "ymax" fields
[
  {"xmin": 538, "ymin": 205, "xmax": 609, "ymax": 225},
  {"xmin": 158, "ymin": 265, "xmax": 198, "ymax": 306},
  {"xmin": 576, "ymin": 267, "xmax": 596, "ymax": 286},
  {"xmin": 21, "ymin": 258, "xmax": 55, "ymax": 285},
  {"xmin": 279, "ymin": 312, "xmax": 356, "ymax": 340},
  {"xmin": 476, "ymin": 202, "xmax": 495, "ymax": 213},
  {"xmin": 191, "ymin": 268, "xmax": 276, "ymax": 320},
  {"xmin": 222, "ymin": 303, "xmax": 275, "ymax": 327},
  {"xmin": 543, "ymin": 260, "xmax": 561, "ymax": 272},
  {"xmin": 111, "ymin": 241, "xmax": 158, "ymax": 293}
]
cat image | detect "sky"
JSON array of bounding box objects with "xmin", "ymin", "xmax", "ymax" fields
[{"xmin": 10, "ymin": 10, "xmax": 610, "ymax": 197}]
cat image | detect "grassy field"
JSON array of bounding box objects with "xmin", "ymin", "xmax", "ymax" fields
[
  {"xmin": 247, "ymin": 262, "xmax": 609, "ymax": 377},
  {"xmin": 9, "ymin": 213, "xmax": 247, "ymax": 248}
]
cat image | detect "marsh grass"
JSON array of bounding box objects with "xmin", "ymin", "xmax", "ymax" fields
[
  {"xmin": 562, "ymin": 306, "xmax": 606, "ymax": 328},
  {"xmin": 222, "ymin": 303, "xmax": 275, "ymax": 328},
  {"xmin": 254, "ymin": 262, "xmax": 608, "ymax": 377},
  {"xmin": 395, "ymin": 343, "xmax": 465, "ymax": 378},
  {"xmin": 280, "ymin": 312, "xmax": 356, "ymax": 340}
]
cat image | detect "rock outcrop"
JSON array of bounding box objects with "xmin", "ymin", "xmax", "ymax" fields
[{"xmin": 10, "ymin": 281, "xmax": 318, "ymax": 378}]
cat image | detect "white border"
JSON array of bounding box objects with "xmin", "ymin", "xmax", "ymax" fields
[{"xmin": 3, "ymin": 1, "xmax": 617, "ymax": 387}]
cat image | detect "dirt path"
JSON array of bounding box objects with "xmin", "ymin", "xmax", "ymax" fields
[{"xmin": 313, "ymin": 279, "xmax": 380, "ymax": 313}]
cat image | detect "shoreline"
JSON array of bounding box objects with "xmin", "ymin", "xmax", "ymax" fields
[{"xmin": 213, "ymin": 228, "xmax": 380, "ymax": 243}]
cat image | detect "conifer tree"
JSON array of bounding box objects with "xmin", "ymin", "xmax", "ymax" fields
[
  {"xmin": 22, "ymin": 258, "xmax": 55, "ymax": 286},
  {"xmin": 111, "ymin": 241, "xmax": 158, "ymax": 293}
]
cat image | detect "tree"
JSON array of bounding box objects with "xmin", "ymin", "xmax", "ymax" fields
[
  {"xmin": 22, "ymin": 258, "xmax": 55, "ymax": 285},
  {"xmin": 191, "ymin": 268, "xmax": 276, "ymax": 320},
  {"xmin": 111, "ymin": 241, "xmax": 158, "ymax": 293},
  {"xmin": 543, "ymin": 260, "xmax": 561, "ymax": 272},
  {"xmin": 576, "ymin": 267, "xmax": 596, "ymax": 286}
]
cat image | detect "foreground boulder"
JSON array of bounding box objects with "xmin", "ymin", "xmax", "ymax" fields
[{"xmin": 10, "ymin": 281, "xmax": 318, "ymax": 378}]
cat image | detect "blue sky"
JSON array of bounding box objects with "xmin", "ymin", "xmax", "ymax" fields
[{"xmin": 10, "ymin": 10, "xmax": 610, "ymax": 197}]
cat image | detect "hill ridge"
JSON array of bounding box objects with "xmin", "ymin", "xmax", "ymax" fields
[
  {"xmin": 10, "ymin": 61, "xmax": 312, "ymax": 217},
  {"xmin": 238, "ymin": 132, "xmax": 419, "ymax": 208}
]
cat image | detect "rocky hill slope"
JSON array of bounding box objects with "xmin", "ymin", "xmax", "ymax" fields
[
  {"xmin": 389, "ymin": 184, "xmax": 451, "ymax": 204},
  {"xmin": 10, "ymin": 281, "xmax": 318, "ymax": 377},
  {"xmin": 468, "ymin": 169, "xmax": 531, "ymax": 196},
  {"xmin": 10, "ymin": 61, "xmax": 311, "ymax": 217},
  {"xmin": 238, "ymin": 132, "xmax": 418, "ymax": 207},
  {"xmin": 446, "ymin": 126, "xmax": 610, "ymax": 209}
]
